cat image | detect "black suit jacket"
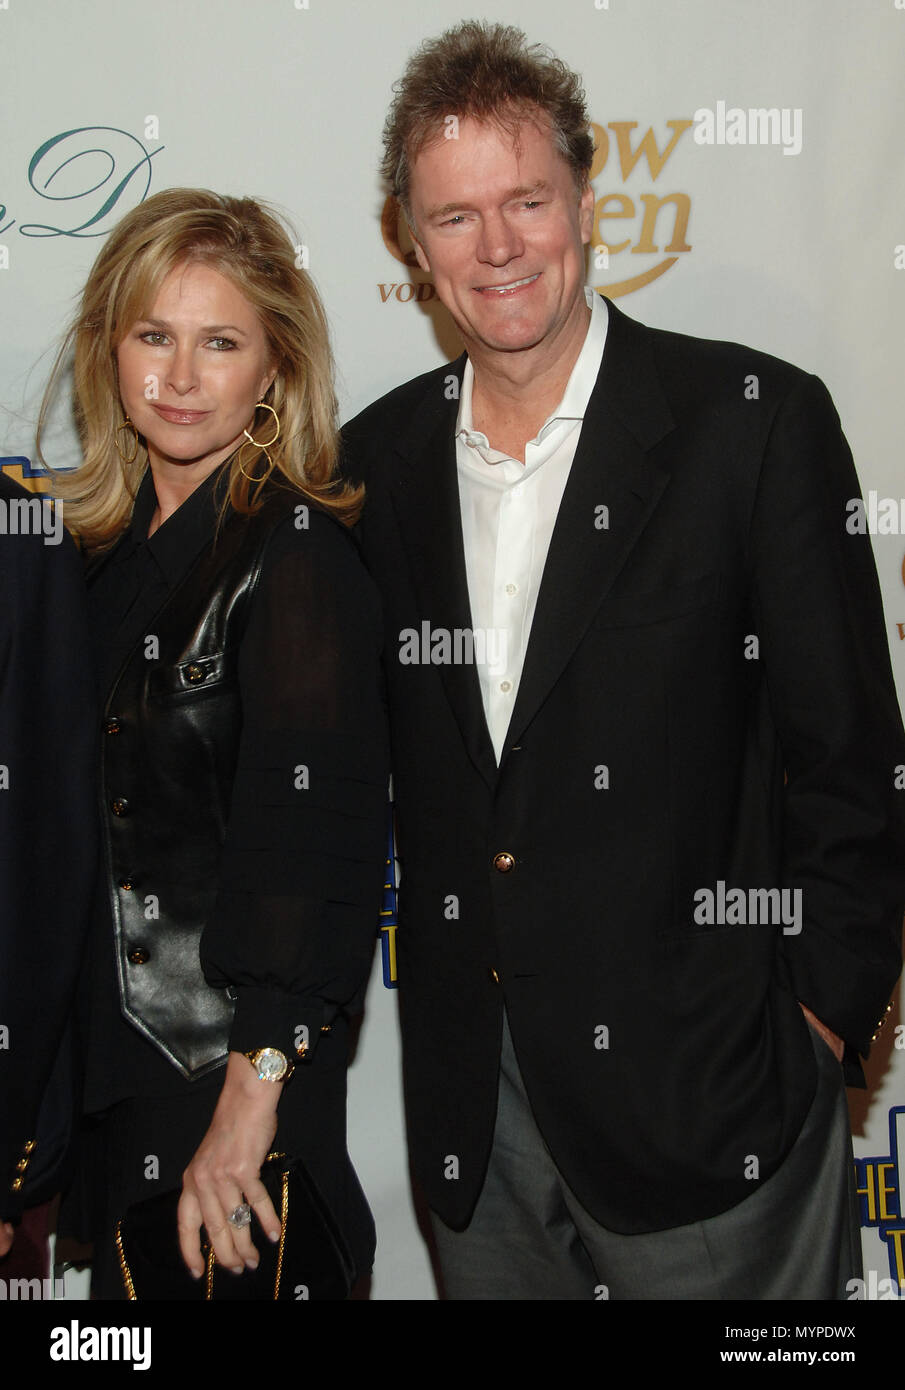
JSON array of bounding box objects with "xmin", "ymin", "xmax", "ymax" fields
[
  {"xmin": 0, "ymin": 473, "xmax": 97, "ymax": 1222},
  {"xmin": 343, "ymin": 300, "xmax": 905, "ymax": 1234}
]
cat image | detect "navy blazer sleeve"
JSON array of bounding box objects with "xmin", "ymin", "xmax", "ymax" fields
[
  {"xmin": 749, "ymin": 374, "xmax": 905, "ymax": 1065},
  {"xmin": 0, "ymin": 477, "xmax": 97, "ymax": 1223}
]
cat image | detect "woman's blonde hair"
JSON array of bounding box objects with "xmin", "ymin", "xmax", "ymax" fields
[{"xmin": 40, "ymin": 188, "xmax": 361, "ymax": 548}]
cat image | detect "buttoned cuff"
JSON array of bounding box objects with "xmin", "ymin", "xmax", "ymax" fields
[
  {"xmin": 226, "ymin": 987, "xmax": 328, "ymax": 1065},
  {"xmin": 1, "ymin": 1137, "xmax": 37, "ymax": 1223}
]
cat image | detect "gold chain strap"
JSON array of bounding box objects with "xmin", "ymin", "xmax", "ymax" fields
[
  {"xmin": 273, "ymin": 1168, "xmax": 289, "ymax": 1299},
  {"xmin": 114, "ymin": 1220, "xmax": 137, "ymax": 1300}
]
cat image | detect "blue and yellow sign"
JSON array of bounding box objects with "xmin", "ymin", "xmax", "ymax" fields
[{"xmin": 855, "ymin": 1106, "xmax": 905, "ymax": 1295}]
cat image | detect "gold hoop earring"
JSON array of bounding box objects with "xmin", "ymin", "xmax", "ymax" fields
[
  {"xmin": 238, "ymin": 402, "xmax": 281, "ymax": 482},
  {"xmin": 114, "ymin": 416, "xmax": 139, "ymax": 465}
]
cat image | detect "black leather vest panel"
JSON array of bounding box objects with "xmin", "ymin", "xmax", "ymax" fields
[{"xmin": 99, "ymin": 492, "xmax": 299, "ymax": 1078}]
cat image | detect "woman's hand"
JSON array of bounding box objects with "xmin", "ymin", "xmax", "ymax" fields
[{"xmin": 177, "ymin": 1051, "xmax": 283, "ymax": 1279}]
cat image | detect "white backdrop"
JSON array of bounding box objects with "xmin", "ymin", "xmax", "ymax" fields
[{"xmin": 1, "ymin": 0, "xmax": 903, "ymax": 1301}]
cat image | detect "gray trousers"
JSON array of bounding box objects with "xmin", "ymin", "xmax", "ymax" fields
[{"xmin": 431, "ymin": 1013, "xmax": 861, "ymax": 1300}]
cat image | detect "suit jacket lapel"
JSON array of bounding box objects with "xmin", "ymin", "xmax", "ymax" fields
[
  {"xmin": 385, "ymin": 302, "xmax": 676, "ymax": 786},
  {"xmin": 504, "ymin": 302, "xmax": 676, "ymax": 759},
  {"xmin": 389, "ymin": 359, "xmax": 499, "ymax": 790}
]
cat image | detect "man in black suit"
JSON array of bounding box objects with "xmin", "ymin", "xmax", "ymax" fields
[
  {"xmin": 343, "ymin": 22, "xmax": 905, "ymax": 1298},
  {"xmin": 0, "ymin": 471, "xmax": 96, "ymax": 1273}
]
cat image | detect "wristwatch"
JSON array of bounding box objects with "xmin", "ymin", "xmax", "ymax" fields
[{"xmin": 243, "ymin": 1047, "xmax": 295, "ymax": 1083}]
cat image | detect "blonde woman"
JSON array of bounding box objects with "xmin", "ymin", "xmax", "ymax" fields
[{"xmin": 44, "ymin": 190, "xmax": 388, "ymax": 1298}]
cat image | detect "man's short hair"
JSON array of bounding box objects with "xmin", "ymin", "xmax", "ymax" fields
[{"xmin": 382, "ymin": 20, "xmax": 595, "ymax": 219}]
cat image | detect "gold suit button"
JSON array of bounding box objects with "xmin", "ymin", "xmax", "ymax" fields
[
  {"xmin": 104, "ymin": 716, "xmax": 121, "ymax": 735},
  {"xmin": 185, "ymin": 664, "xmax": 205, "ymax": 683},
  {"xmin": 110, "ymin": 798, "xmax": 130, "ymax": 817},
  {"xmin": 128, "ymin": 946, "xmax": 150, "ymax": 965},
  {"xmin": 493, "ymin": 851, "xmax": 515, "ymax": 873},
  {"xmin": 872, "ymin": 1002, "xmax": 894, "ymax": 1041}
]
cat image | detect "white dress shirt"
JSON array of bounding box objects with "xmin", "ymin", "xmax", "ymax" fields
[{"xmin": 455, "ymin": 288, "xmax": 608, "ymax": 762}]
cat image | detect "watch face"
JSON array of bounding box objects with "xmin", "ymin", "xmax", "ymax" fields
[{"xmin": 255, "ymin": 1048, "xmax": 288, "ymax": 1082}]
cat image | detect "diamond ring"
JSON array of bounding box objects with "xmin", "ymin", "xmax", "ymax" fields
[{"xmin": 227, "ymin": 1203, "xmax": 252, "ymax": 1229}]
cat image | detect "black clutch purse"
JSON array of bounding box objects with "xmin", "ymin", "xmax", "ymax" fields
[{"xmin": 114, "ymin": 1153, "xmax": 355, "ymax": 1300}]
